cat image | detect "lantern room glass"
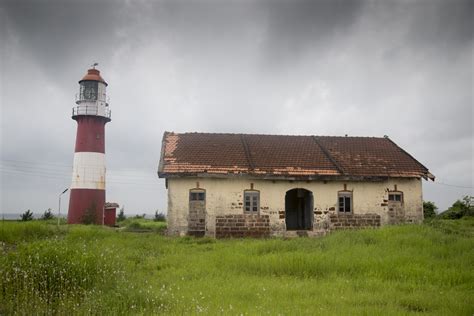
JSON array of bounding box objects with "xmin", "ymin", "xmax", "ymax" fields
[{"xmin": 80, "ymin": 81, "xmax": 98, "ymax": 101}]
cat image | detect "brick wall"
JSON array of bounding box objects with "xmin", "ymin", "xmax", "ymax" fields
[
  {"xmin": 188, "ymin": 201, "xmax": 206, "ymax": 237},
  {"xmin": 215, "ymin": 214, "xmax": 270, "ymax": 238},
  {"xmin": 329, "ymin": 213, "xmax": 381, "ymax": 230}
]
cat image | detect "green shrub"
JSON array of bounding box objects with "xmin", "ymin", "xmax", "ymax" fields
[
  {"xmin": 439, "ymin": 196, "xmax": 473, "ymax": 219},
  {"xmin": 41, "ymin": 208, "xmax": 55, "ymax": 220},
  {"xmin": 117, "ymin": 207, "xmax": 126, "ymax": 222},
  {"xmin": 154, "ymin": 210, "xmax": 166, "ymax": 222},
  {"xmin": 423, "ymin": 201, "xmax": 437, "ymax": 219},
  {"xmin": 128, "ymin": 222, "xmax": 144, "ymax": 230},
  {"xmin": 20, "ymin": 210, "xmax": 34, "ymax": 221}
]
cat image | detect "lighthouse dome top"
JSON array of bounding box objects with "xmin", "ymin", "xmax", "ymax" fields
[{"xmin": 79, "ymin": 68, "xmax": 108, "ymax": 86}]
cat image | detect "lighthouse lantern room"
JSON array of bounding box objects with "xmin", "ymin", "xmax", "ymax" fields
[{"xmin": 68, "ymin": 66, "xmax": 111, "ymax": 224}]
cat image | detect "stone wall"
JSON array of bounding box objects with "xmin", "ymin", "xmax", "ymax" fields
[
  {"xmin": 215, "ymin": 214, "xmax": 270, "ymax": 238},
  {"xmin": 329, "ymin": 213, "xmax": 381, "ymax": 230}
]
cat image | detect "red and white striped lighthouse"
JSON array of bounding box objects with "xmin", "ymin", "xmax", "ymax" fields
[{"xmin": 68, "ymin": 66, "xmax": 111, "ymax": 224}]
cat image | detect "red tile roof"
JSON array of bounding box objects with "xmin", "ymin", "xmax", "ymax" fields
[{"xmin": 158, "ymin": 132, "xmax": 434, "ymax": 181}]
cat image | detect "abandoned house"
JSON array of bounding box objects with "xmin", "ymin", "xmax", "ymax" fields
[{"xmin": 157, "ymin": 132, "xmax": 435, "ymax": 238}]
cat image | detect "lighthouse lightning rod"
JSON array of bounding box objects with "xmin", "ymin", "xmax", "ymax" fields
[{"xmin": 58, "ymin": 188, "xmax": 69, "ymax": 227}]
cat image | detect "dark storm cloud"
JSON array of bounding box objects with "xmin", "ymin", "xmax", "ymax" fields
[
  {"xmin": 2, "ymin": 0, "xmax": 123, "ymax": 84},
  {"xmin": 1, "ymin": 0, "xmax": 472, "ymax": 215},
  {"xmin": 259, "ymin": 0, "xmax": 364, "ymax": 69},
  {"xmin": 405, "ymin": 0, "xmax": 473, "ymax": 50}
]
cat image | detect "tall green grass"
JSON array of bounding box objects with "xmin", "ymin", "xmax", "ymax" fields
[
  {"xmin": 0, "ymin": 220, "xmax": 67, "ymax": 244},
  {"xmin": 118, "ymin": 217, "xmax": 167, "ymax": 233},
  {"xmin": 1, "ymin": 218, "xmax": 473, "ymax": 315}
]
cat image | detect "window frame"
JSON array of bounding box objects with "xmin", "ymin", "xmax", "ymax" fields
[
  {"xmin": 388, "ymin": 191, "xmax": 403, "ymax": 203},
  {"xmin": 243, "ymin": 190, "xmax": 260, "ymax": 214},
  {"xmin": 338, "ymin": 191, "xmax": 353, "ymax": 214},
  {"xmin": 189, "ymin": 189, "xmax": 206, "ymax": 202}
]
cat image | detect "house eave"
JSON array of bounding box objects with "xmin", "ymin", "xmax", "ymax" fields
[{"xmin": 157, "ymin": 172, "xmax": 423, "ymax": 182}]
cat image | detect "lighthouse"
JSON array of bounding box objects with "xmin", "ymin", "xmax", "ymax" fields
[{"xmin": 68, "ymin": 66, "xmax": 111, "ymax": 224}]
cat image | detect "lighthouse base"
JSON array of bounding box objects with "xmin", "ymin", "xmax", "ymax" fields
[{"xmin": 68, "ymin": 189, "xmax": 105, "ymax": 224}]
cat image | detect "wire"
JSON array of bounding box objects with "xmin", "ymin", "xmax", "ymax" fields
[
  {"xmin": 0, "ymin": 160, "xmax": 159, "ymax": 180},
  {"xmin": 0, "ymin": 168, "xmax": 161, "ymax": 187},
  {"xmin": 3, "ymin": 159, "xmax": 471, "ymax": 189},
  {"xmin": 1, "ymin": 158, "xmax": 156, "ymax": 172},
  {"xmin": 433, "ymin": 182, "xmax": 473, "ymax": 189}
]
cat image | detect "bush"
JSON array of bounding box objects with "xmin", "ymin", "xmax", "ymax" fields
[
  {"xmin": 423, "ymin": 201, "xmax": 437, "ymax": 219},
  {"xmin": 20, "ymin": 210, "xmax": 34, "ymax": 221},
  {"xmin": 41, "ymin": 208, "xmax": 55, "ymax": 220},
  {"xmin": 439, "ymin": 196, "xmax": 473, "ymax": 219},
  {"xmin": 128, "ymin": 222, "xmax": 143, "ymax": 230},
  {"xmin": 154, "ymin": 210, "xmax": 166, "ymax": 222},
  {"xmin": 117, "ymin": 207, "xmax": 126, "ymax": 222}
]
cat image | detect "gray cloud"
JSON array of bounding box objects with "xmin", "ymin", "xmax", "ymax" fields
[{"xmin": 1, "ymin": 0, "xmax": 472, "ymax": 216}]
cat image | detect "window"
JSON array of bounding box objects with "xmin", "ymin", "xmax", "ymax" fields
[
  {"xmin": 189, "ymin": 190, "xmax": 205, "ymax": 201},
  {"xmin": 244, "ymin": 191, "xmax": 260, "ymax": 213},
  {"xmin": 80, "ymin": 81, "xmax": 98, "ymax": 101},
  {"xmin": 388, "ymin": 192, "xmax": 403, "ymax": 202},
  {"xmin": 338, "ymin": 192, "xmax": 352, "ymax": 213}
]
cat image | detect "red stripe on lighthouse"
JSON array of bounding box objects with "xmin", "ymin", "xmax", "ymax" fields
[
  {"xmin": 75, "ymin": 117, "xmax": 106, "ymax": 153},
  {"xmin": 68, "ymin": 189, "xmax": 105, "ymax": 224}
]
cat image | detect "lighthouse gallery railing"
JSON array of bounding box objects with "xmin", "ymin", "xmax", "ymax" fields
[{"xmin": 72, "ymin": 105, "xmax": 111, "ymax": 119}]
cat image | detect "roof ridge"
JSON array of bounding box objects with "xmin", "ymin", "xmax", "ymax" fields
[
  {"xmin": 240, "ymin": 134, "xmax": 255, "ymax": 170},
  {"xmin": 312, "ymin": 136, "xmax": 346, "ymax": 175},
  {"xmin": 169, "ymin": 131, "xmax": 387, "ymax": 139}
]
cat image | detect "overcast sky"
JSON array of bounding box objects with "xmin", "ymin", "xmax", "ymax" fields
[{"xmin": 1, "ymin": 0, "xmax": 472, "ymax": 217}]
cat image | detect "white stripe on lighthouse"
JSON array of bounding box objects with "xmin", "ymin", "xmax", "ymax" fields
[{"xmin": 71, "ymin": 152, "xmax": 106, "ymax": 190}]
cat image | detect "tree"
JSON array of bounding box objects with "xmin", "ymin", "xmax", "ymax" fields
[
  {"xmin": 154, "ymin": 210, "xmax": 166, "ymax": 222},
  {"xmin": 20, "ymin": 210, "xmax": 34, "ymax": 221},
  {"xmin": 423, "ymin": 201, "xmax": 437, "ymax": 219},
  {"xmin": 439, "ymin": 196, "xmax": 474, "ymax": 219},
  {"xmin": 462, "ymin": 195, "xmax": 474, "ymax": 217},
  {"xmin": 117, "ymin": 207, "xmax": 126, "ymax": 222},
  {"xmin": 41, "ymin": 208, "xmax": 55, "ymax": 220}
]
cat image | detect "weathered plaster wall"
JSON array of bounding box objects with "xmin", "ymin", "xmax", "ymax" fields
[{"xmin": 166, "ymin": 177, "xmax": 423, "ymax": 237}]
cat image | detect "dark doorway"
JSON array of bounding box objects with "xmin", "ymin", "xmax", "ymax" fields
[{"xmin": 285, "ymin": 188, "xmax": 313, "ymax": 230}]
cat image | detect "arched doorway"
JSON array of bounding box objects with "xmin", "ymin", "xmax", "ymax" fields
[{"xmin": 285, "ymin": 188, "xmax": 313, "ymax": 230}]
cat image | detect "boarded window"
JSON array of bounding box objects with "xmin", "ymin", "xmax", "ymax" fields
[
  {"xmin": 189, "ymin": 190, "xmax": 205, "ymax": 201},
  {"xmin": 338, "ymin": 192, "xmax": 352, "ymax": 213},
  {"xmin": 388, "ymin": 192, "xmax": 403, "ymax": 202},
  {"xmin": 244, "ymin": 191, "xmax": 260, "ymax": 213}
]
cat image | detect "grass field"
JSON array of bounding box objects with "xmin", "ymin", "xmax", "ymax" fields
[{"xmin": 1, "ymin": 218, "xmax": 473, "ymax": 315}]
